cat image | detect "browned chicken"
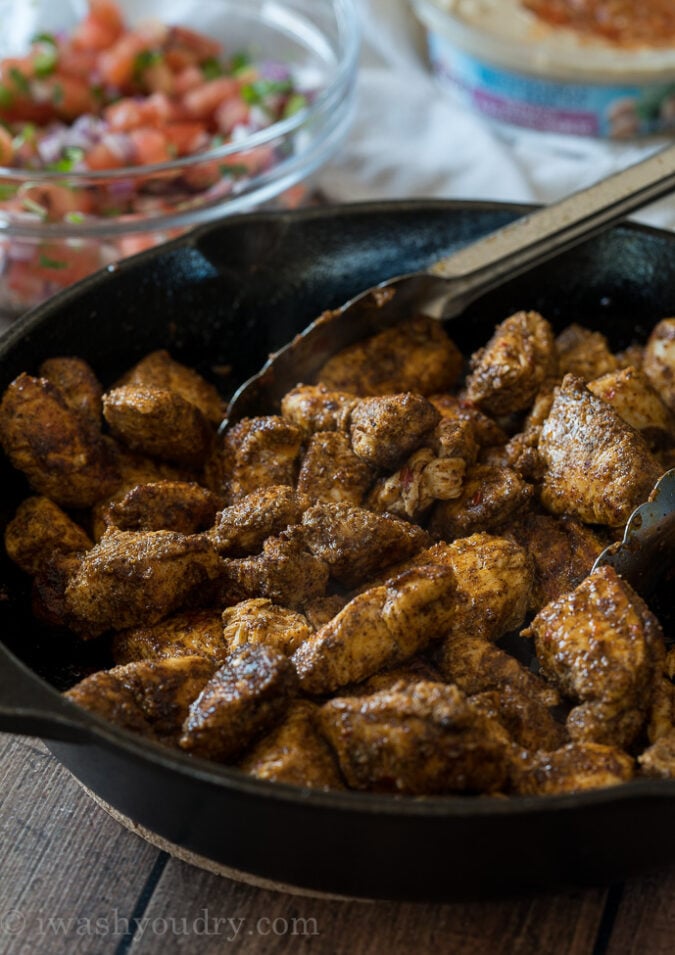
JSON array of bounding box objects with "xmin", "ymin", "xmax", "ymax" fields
[
  {"xmin": 292, "ymin": 564, "xmax": 456, "ymax": 694},
  {"xmin": 240, "ymin": 700, "xmax": 344, "ymax": 789},
  {"xmin": 639, "ymin": 729, "xmax": 675, "ymax": 779},
  {"xmin": 429, "ymin": 393, "xmax": 508, "ymax": 448},
  {"xmin": 102, "ymin": 385, "xmax": 213, "ymax": 467},
  {"xmin": 207, "ymin": 485, "xmax": 309, "ymax": 556},
  {"xmin": 303, "ymin": 593, "xmax": 350, "ymax": 629},
  {"xmin": 39, "ymin": 356, "xmax": 103, "ymax": 437},
  {"xmin": 348, "ymin": 393, "xmax": 439, "ymax": 470},
  {"xmin": 112, "ymin": 609, "xmax": 228, "ymax": 664},
  {"xmin": 221, "ymin": 598, "xmax": 312, "ymax": 656},
  {"xmin": 212, "ymin": 415, "xmax": 305, "ymax": 502},
  {"xmin": 115, "ymin": 349, "xmax": 227, "ymax": 425},
  {"xmin": 66, "ymin": 655, "xmax": 216, "ymax": 744},
  {"xmin": 100, "ymin": 480, "xmax": 220, "ymax": 534},
  {"xmin": 465, "ymin": 310, "xmax": 558, "ymax": 415},
  {"xmin": 588, "ymin": 365, "xmax": 675, "ymax": 449},
  {"xmin": 300, "ymin": 501, "xmax": 430, "ymax": 588},
  {"xmin": 316, "ymin": 315, "xmax": 463, "ymax": 396},
  {"xmin": 349, "ymin": 658, "xmax": 444, "ymax": 695},
  {"xmin": 539, "ymin": 374, "xmax": 663, "ymax": 527},
  {"xmin": 280, "ymin": 383, "xmax": 357, "ymax": 432},
  {"xmin": 5, "ymin": 495, "xmax": 92, "ymax": 576},
  {"xmin": 642, "ymin": 317, "xmax": 675, "ymax": 412},
  {"xmin": 429, "ymin": 464, "xmax": 533, "ymax": 540},
  {"xmin": 555, "ymin": 323, "xmax": 618, "ymax": 381},
  {"xmin": 0, "ymin": 373, "xmax": 120, "ymax": 508},
  {"xmin": 513, "ymin": 742, "xmax": 634, "ymax": 795},
  {"xmin": 469, "ymin": 685, "xmax": 567, "ymax": 752},
  {"xmin": 524, "ymin": 565, "xmax": 665, "ymax": 748},
  {"xmin": 318, "ymin": 681, "xmax": 511, "ymax": 795},
  {"xmin": 296, "ymin": 431, "xmax": 375, "ymax": 506},
  {"xmin": 33, "ymin": 551, "xmax": 87, "ymax": 629},
  {"xmin": 179, "ymin": 643, "xmax": 298, "ymax": 761},
  {"xmin": 65, "ymin": 529, "xmax": 225, "ymax": 634}
]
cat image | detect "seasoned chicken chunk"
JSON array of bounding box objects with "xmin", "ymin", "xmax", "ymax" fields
[
  {"xmin": 292, "ymin": 564, "xmax": 456, "ymax": 694},
  {"xmin": 556, "ymin": 323, "xmax": 618, "ymax": 381},
  {"xmin": 280, "ymin": 383, "xmax": 356, "ymax": 432},
  {"xmin": 112, "ymin": 609, "xmax": 228, "ymax": 664},
  {"xmin": 316, "ymin": 315, "xmax": 463, "ymax": 396},
  {"xmin": 318, "ymin": 681, "xmax": 510, "ymax": 795},
  {"xmin": 207, "ymin": 485, "xmax": 309, "ymax": 557},
  {"xmin": 0, "ymin": 373, "xmax": 120, "ymax": 508},
  {"xmin": 465, "ymin": 310, "xmax": 557, "ymax": 415},
  {"xmin": 240, "ymin": 700, "xmax": 344, "ymax": 790},
  {"xmin": 429, "ymin": 464, "xmax": 533, "ymax": 540},
  {"xmin": 39, "ymin": 356, "xmax": 103, "ymax": 436},
  {"xmin": 349, "ymin": 658, "xmax": 443, "ymax": 695},
  {"xmin": 179, "ymin": 643, "xmax": 298, "ymax": 761},
  {"xmin": 65, "ymin": 529, "xmax": 225, "ymax": 635},
  {"xmin": 642, "ymin": 317, "xmax": 675, "ymax": 412},
  {"xmin": 301, "ymin": 502, "xmax": 429, "ymax": 588},
  {"xmin": 469, "ymin": 685, "xmax": 567, "ymax": 752},
  {"xmin": 348, "ymin": 393, "xmax": 439, "ymax": 470},
  {"xmin": 524, "ymin": 566, "xmax": 665, "ymax": 748},
  {"xmin": 5, "ymin": 496, "xmax": 92, "ymax": 576},
  {"xmin": 639, "ymin": 728, "xmax": 675, "ymax": 779},
  {"xmin": 116, "ymin": 349, "xmax": 227, "ymax": 425},
  {"xmin": 221, "ymin": 598, "xmax": 312, "ymax": 656},
  {"xmin": 33, "ymin": 552, "xmax": 86, "ymax": 629},
  {"xmin": 213, "ymin": 415, "xmax": 305, "ymax": 502},
  {"xmin": 513, "ymin": 742, "xmax": 634, "ymax": 795},
  {"xmin": 430, "ymin": 393, "xmax": 508, "ymax": 448},
  {"xmin": 296, "ymin": 431, "xmax": 375, "ymax": 506},
  {"xmin": 588, "ymin": 365, "xmax": 675, "ymax": 448},
  {"xmin": 102, "ymin": 385, "xmax": 213, "ymax": 467},
  {"xmin": 100, "ymin": 480, "xmax": 220, "ymax": 534},
  {"xmin": 539, "ymin": 374, "xmax": 663, "ymax": 527},
  {"xmin": 65, "ymin": 656, "xmax": 216, "ymax": 743},
  {"xmin": 303, "ymin": 593, "xmax": 350, "ymax": 630}
]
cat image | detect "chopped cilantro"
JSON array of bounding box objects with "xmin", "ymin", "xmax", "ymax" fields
[
  {"xmin": 283, "ymin": 93, "xmax": 307, "ymax": 118},
  {"xmin": 47, "ymin": 146, "xmax": 85, "ymax": 172},
  {"xmin": 133, "ymin": 49, "xmax": 163, "ymax": 81},
  {"xmin": 219, "ymin": 163, "xmax": 249, "ymax": 177},
  {"xmin": 31, "ymin": 32, "xmax": 57, "ymax": 45},
  {"xmin": 65, "ymin": 211, "xmax": 85, "ymax": 224},
  {"xmin": 240, "ymin": 79, "xmax": 292, "ymax": 106},
  {"xmin": 38, "ymin": 252, "xmax": 68, "ymax": 270},
  {"xmin": 9, "ymin": 68, "xmax": 30, "ymax": 96},
  {"xmin": 0, "ymin": 86, "xmax": 14, "ymax": 108},
  {"xmin": 200, "ymin": 57, "xmax": 222, "ymax": 81},
  {"xmin": 51, "ymin": 83, "xmax": 64, "ymax": 105},
  {"xmin": 0, "ymin": 183, "xmax": 17, "ymax": 200},
  {"xmin": 229, "ymin": 51, "xmax": 251, "ymax": 74}
]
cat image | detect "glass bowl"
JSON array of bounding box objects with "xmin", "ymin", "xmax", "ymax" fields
[{"xmin": 0, "ymin": 0, "xmax": 360, "ymax": 321}]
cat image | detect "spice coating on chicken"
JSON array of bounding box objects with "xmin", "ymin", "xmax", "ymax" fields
[
  {"xmin": 0, "ymin": 373, "xmax": 120, "ymax": 508},
  {"xmin": 296, "ymin": 431, "xmax": 375, "ymax": 506},
  {"xmin": 280, "ymin": 384, "xmax": 357, "ymax": 433},
  {"xmin": 292, "ymin": 564, "xmax": 456, "ymax": 694},
  {"xmin": 179, "ymin": 643, "xmax": 298, "ymax": 761},
  {"xmin": 240, "ymin": 700, "xmax": 344, "ymax": 790},
  {"xmin": 65, "ymin": 529, "xmax": 225, "ymax": 634},
  {"xmin": 642, "ymin": 317, "xmax": 675, "ymax": 412},
  {"xmin": 206, "ymin": 485, "xmax": 309, "ymax": 557},
  {"xmin": 556, "ymin": 323, "xmax": 618, "ymax": 381},
  {"xmin": 588, "ymin": 365, "xmax": 675, "ymax": 448},
  {"xmin": 539, "ymin": 374, "xmax": 663, "ymax": 527},
  {"xmin": 465, "ymin": 311, "xmax": 558, "ymax": 415},
  {"xmin": 316, "ymin": 315, "xmax": 463, "ymax": 397},
  {"xmin": 318, "ymin": 681, "xmax": 510, "ymax": 795},
  {"xmin": 429, "ymin": 393, "xmax": 509, "ymax": 448},
  {"xmin": 101, "ymin": 480, "xmax": 220, "ymax": 534},
  {"xmin": 112, "ymin": 609, "xmax": 228, "ymax": 665},
  {"xmin": 524, "ymin": 565, "xmax": 665, "ymax": 748},
  {"xmin": 39, "ymin": 356, "xmax": 103, "ymax": 437},
  {"xmin": 5, "ymin": 495, "xmax": 92, "ymax": 576},
  {"xmin": 215, "ymin": 415, "xmax": 305, "ymax": 502},
  {"xmin": 469, "ymin": 685, "xmax": 567, "ymax": 752},
  {"xmin": 639, "ymin": 729, "xmax": 675, "ymax": 779},
  {"xmin": 513, "ymin": 742, "xmax": 634, "ymax": 795},
  {"xmin": 348, "ymin": 393, "xmax": 440, "ymax": 470},
  {"xmin": 221, "ymin": 598, "xmax": 312, "ymax": 656},
  {"xmin": 429, "ymin": 464, "xmax": 533, "ymax": 540}
]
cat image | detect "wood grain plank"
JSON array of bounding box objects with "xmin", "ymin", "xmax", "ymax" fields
[
  {"xmin": 135, "ymin": 857, "xmax": 608, "ymax": 954},
  {"xmin": 604, "ymin": 866, "xmax": 675, "ymax": 955},
  {"xmin": 0, "ymin": 734, "xmax": 160, "ymax": 955}
]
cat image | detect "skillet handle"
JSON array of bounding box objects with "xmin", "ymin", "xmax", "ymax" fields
[{"xmin": 0, "ymin": 643, "xmax": 93, "ymax": 743}]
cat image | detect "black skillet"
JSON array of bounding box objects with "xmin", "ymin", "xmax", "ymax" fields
[{"xmin": 0, "ymin": 200, "xmax": 674, "ymax": 901}]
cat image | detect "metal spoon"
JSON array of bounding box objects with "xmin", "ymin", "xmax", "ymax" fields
[{"xmin": 224, "ymin": 142, "xmax": 675, "ymax": 426}]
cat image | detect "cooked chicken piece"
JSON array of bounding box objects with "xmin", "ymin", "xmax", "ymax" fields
[
  {"xmin": 316, "ymin": 315, "xmax": 463, "ymax": 397},
  {"xmin": 280, "ymin": 383, "xmax": 357, "ymax": 432},
  {"xmin": 115, "ymin": 349, "xmax": 227, "ymax": 425},
  {"xmin": 207, "ymin": 485, "xmax": 309, "ymax": 557},
  {"xmin": 0, "ymin": 373, "xmax": 120, "ymax": 508},
  {"xmin": 667, "ymin": 648, "xmax": 675, "ymax": 681},
  {"xmin": 102, "ymin": 385, "xmax": 213, "ymax": 467},
  {"xmin": 505, "ymin": 512, "xmax": 604, "ymax": 610},
  {"xmin": 221, "ymin": 598, "xmax": 312, "ymax": 656},
  {"xmin": 588, "ymin": 365, "xmax": 675, "ymax": 449},
  {"xmin": 348, "ymin": 393, "xmax": 439, "ymax": 470},
  {"xmin": 524, "ymin": 565, "xmax": 665, "ymax": 748},
  {"xmin": 318, "ymin": 681, "xmax": 510, "ymax": 795},
  {"xmin": 179, "ymin": 643, "xmax": 298, "ymax": 761},
  {"xmin": 638, "ymin": 728, "xmax": 675, "ymax": 779},
  {"xmin": 485, "ymin": 386, "xmax": 556, "ymax": 481},
  {"xmin": 642, "ymin": 317, "xmax": 675, "ymax": 412},
  {"xmin": 39, "ymin": 356, "xmax": 103, "ymax": 436},
  {"xmin": 292, "ymin": 564, "xmax": 455, "ymax": 694},
  {"xmin": 556, "ymin": 323, "xmax": 618, "ymax": 381},
  {"xmin": 100, "ymin": 480, "xmax": 220, "ymax": 534},
  {"xmin": 301, "ymin": 502, "xmax": 430, "ymax": 588},
  {"xmin": 647, "ymin": 678, "xmax": 675, "ymax": 744},
  {"xmin": 469, "ymin": 685, "xmax": 567, "ymax": 752},
  {"xmin": 296, "ymin": 431, "xmax": 375, "ymax": 505},
  {"xmin": 303, "ymin": 593, "xmax": 350, "ymax": 630},
  {"xmin": 220, "ymin": 527, "xmax": 329, "ymax": 611},
  {"xmin": 65, "ymin": 529, "xmax": 225, "ymax": 635},
  {"xmin": 539, "ymin": 374, "xmax": 663, "ymax": 527},
  {"xmin": 616, "ymin": 343, "xmax": 644, "ymax": 370},
  {"xmin": 429, "ymin": 464, "xmax": 533, "ymax": 540},
  {"xmin": 513, "ymin": 742, "xmax": 634, "ymax": 795},
  {"xmin": 348, "ymin": 658, "xmax": 443, "ymax": 696},
  {"xmin": 66, "ymin": 656, "xmax": 216, "ymax": 743},
  {"xmin": 33, "ymin": 551, "xmax": 85, "ymax": 630},
  {"xmin": 465, "ymin": 311, "xmax": 557, "ymax": 415},
  {"xmin": 213, "ymin": 415, "xmax": 305, "ymax": 502},
  {"xmin": 112, "ymin": 609, "xmax": 228, "ymax": 664},
  {"xmin": 240, "ymin": 700, "xmax": 344, "ymax": 790},
  {"xmin": 429, "ymin": 393, "xmax": 508, "ymax": 448},
  {"xmin": 5, "ymin": 496, "xmax": 92, "ymax": 576},
  {"xmin": 437, "ymin": 630, "xmax": 558, "ymax": 707}
]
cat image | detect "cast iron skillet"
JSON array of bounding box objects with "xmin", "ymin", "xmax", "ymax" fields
[{"xmin": 0, "ymin": 200, "xmax": 674, "ymax": 902}]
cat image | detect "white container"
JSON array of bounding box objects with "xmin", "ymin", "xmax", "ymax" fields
[{"xmin": 412, "ymin": 0, "xmax": 675, "ymax": 138}]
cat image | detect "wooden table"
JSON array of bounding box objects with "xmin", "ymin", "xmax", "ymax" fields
[{"xmin": 2, "ymin": 733, "xmax": 674, "ymax": 954}]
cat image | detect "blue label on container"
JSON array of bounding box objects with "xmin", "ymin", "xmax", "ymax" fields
[{"xmin": 428, "ymin": 31, "xmax": 675, "ymax": 138}]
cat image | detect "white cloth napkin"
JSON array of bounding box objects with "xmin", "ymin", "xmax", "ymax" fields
[{"xmin": 316, "ymin": 0, "xmax": 675, "ymax": 230}]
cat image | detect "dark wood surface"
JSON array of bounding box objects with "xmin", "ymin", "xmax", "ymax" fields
[{"xmin": 2, "ymin": 733, "xmax": 675, "ymax": 954}]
